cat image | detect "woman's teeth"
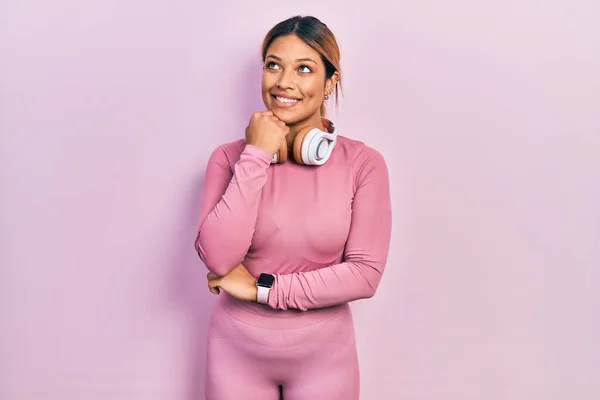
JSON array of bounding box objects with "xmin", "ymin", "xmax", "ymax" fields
[{"xmin": 276, "ymin": 96, "xmax": 299, "ymax": 103}]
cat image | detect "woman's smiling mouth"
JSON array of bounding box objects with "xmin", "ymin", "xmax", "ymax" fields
[{"xmin": 272, "ymin": 94, "xmax": 301, "ymax": 108}]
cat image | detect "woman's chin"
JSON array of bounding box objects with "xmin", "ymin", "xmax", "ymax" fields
[
  {"xmin": 271, "ymin": 109, "xmax": 297, "ymax": 124},
  {"xmin": 273, "ymin": 109, "xmax": 314, "ymax": 126}
]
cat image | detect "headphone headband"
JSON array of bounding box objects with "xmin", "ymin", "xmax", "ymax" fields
[{"xmin": 322, "ymin": 118, "xmax": 336, "ymax": 137}]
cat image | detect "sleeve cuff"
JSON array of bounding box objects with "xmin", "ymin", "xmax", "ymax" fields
[
  {"xmin": 242, "ymin": 144, "xmax": 274, "ymax": 165},
  {"xmin": 267, "ymin": 274, "xmax": 280, "ymax": 309}
]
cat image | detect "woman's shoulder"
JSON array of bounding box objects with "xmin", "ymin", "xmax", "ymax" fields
[
  {"xmin": 335, "ymin": 135, "xmax": 388, "ymax": 170},
  {"xmin": 207, "ymin": 139, "xmax": 247, "ymax": 166}
]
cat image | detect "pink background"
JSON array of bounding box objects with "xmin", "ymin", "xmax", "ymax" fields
[{"xmin": 1, "ymin": 1, "xmax": 599, "ymax": 399}]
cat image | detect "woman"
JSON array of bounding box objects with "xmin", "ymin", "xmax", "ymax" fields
[{"xmin": 195, "ymin": 15, "xmax": 392, "ymax": 400}]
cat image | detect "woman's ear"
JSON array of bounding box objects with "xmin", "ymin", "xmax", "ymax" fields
[{"xmin": 325, "ymin": 71, "xmax": 341, "ymax": 95}]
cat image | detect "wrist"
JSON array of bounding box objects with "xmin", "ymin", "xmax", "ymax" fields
[{"xmin": 256, "ymin": 273, "xmax": 275, "ymax": 305}]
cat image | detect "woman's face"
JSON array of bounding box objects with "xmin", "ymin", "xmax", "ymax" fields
[{"xmin": 261, "ymin": 34, "xmax": 337, "ymax": 125}]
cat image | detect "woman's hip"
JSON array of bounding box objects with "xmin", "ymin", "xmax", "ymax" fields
[{"xmin": 207, "ymin": 294, "xmax": 357, "ymax": 354}]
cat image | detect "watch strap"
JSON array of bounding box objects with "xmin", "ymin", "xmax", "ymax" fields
[{"xmin": 257, "ymin": 285, "xmax": 271, "ymax": 304}]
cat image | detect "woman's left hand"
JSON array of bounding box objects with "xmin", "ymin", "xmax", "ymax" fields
[{"xmin": 206, "ymin": 263, "xmax": 258, "ymax": 302}]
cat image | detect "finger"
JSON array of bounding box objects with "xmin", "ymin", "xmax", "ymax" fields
[
  {"xmin": 256, "ymin": 111, "xmax": 273, "ymax": 119},
  {"xmin": 207, "ymin": 278, "xmax": 221, "ymax": 294},
  {"xmin": 207, "ymin": 278, "xmax": 219, "ymax": 294},
  {"xmin": 253, "ymin": 110, "xmax": 269, "ymax": 118},
  {"xmin": 207, "ymin": 272, "xmax": 219, "ymax": 280}
]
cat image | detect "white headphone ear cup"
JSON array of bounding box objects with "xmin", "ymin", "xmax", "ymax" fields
[{"xmin": 301, "ymin": 129, "xmax": 335, "ymax": 165}]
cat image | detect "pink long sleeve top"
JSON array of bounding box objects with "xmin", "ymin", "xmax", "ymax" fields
[{"xmin": 195, "ymin": 133, "xmax": 392, "ymax": 312}]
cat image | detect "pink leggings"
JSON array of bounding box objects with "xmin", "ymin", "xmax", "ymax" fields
[{"xmin": 204, "ymin": 295, "xmax": 360, "ymax": 400}]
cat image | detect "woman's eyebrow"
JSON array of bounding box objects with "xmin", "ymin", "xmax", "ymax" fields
[
  {"xmin": 296, "ymin": 57, "xmax": 317, "ymax": 64},
  {"xmin": 266, "ymin": 54, "xmax": 317, "ymax": 64}
]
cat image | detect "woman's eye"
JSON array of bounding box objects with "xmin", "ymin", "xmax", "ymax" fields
[
  {"xmin": 266, "ymin": 62, "xmax": 280, "ymax": 70},
  {"xmin": 298, "ymin": 65, "xmax": 312, "ymax": 73}
]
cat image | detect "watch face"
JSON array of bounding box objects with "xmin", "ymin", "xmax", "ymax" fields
[{"xmin": 257, "ymin": 273, "xmax": 275, "ymax": 287}]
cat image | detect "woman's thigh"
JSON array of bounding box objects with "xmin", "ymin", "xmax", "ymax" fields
[
  {"xmin": 282, "ymin": 306, "xmax": 360, "ymax": 400},
  {"xmin": 282, "ymin": 340, "xmax": 359, "ymax": 400},
  {"xmin": 205, "ymin": 335, "xmax": 281, "ymax": 400}
]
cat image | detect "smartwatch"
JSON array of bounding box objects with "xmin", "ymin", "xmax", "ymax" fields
[{"xmin": 256, "ymin": 273, "xmax": 275, "ymax": 304}]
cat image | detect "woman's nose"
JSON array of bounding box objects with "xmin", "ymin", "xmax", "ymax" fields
[{"xmin": 276, "ymin": 69, "xmax": 295, "ymax": 89}]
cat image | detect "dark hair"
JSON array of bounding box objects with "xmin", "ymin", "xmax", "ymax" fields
[{"xmin": 261, "ymin": 15, "xmax": 342, "ymax": 116}]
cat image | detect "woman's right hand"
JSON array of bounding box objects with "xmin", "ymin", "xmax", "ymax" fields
[{"xmin": 245, "ymin": 111, "xmax": 290, "ymax": 155}]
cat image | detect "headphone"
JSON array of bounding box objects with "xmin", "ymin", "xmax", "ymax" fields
[{"xmin": 271, "ymin": 118, "xmax": 337, "ymax": 166}]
